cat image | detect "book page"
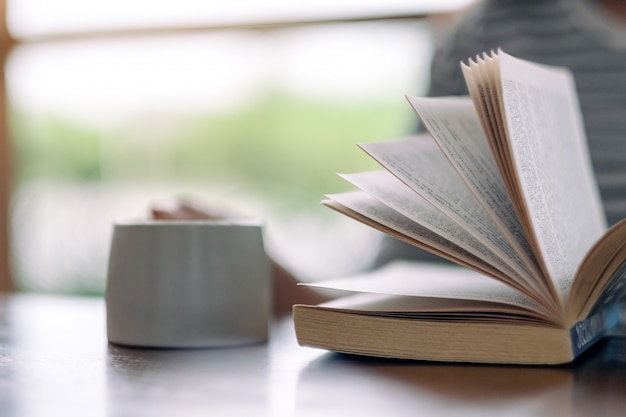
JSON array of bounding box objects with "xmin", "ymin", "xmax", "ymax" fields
[
  {"xmin": 462, "ymin": 54, "xmax": 512, "ymax": 187},
  {"xmin": 406, "ymin": 96, "xmax": 542, "ymax": 284},
  {"xmin": 339, "ymin": 170, "xmax": 547, "ymax": 301},
  {"xmin": 360, "ymin": 136, "xmax": 537, "ymax": 288},
  {"xmin": 305, "ymin": 261, "xmax": 552, "ymax": 319},
  {"xmin": 323, "ymin": 191, "xmax": 513, "ymax": 284},
  {"xmin": 316, "ymin": 293, "xmax": 556, "ymax": 325},
  {"xmin": 495, "ymin": 51, "xmax": 607, "ymax": 305},
  {"xmin": 570, "ymin": 219, "xmax": 626, "ymax": 321},
  {"xmin": 320, "ymin": 292, "xmax": 540, "ymax": 317}
]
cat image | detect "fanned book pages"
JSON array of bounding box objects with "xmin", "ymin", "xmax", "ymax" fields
[{"xmin": 293, "ymin": 50, "xmax": 626, "ymax": 365}]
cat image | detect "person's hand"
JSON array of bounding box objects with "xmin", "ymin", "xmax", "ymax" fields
[{"xmin": 150, "ymin": 198, "xmax": 333, "ymax": 317}]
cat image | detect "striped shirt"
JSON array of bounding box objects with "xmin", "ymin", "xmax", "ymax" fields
[
  {"xmin": 376, "ymin": 0, "xmax": 626, "ymax": 265},
  {"xmin": 429, "ymin": 0, "xmax": 626, "ymax": 226}
]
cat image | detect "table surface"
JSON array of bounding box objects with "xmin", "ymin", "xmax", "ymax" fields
[{"xmin": 1, "ymin": 293, "xmax": 626, "ymax": 417}]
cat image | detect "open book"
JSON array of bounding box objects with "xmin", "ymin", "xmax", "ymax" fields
[{"xmin": 293, "ymin": 50, "xmax": 626, "ymax": 365}]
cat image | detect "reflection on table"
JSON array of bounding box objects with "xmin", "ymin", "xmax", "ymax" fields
[{"xmin": 0, "ymin": 293, "xmax": 625, "ymax": 416}]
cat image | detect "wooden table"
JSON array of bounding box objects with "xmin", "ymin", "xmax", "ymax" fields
[{"xmin": 1, "ymin": 293, "xmax": 625, "ymax": 416}]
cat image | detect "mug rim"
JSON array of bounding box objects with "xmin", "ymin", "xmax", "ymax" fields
[{"xmin": 113, "ymin": 217, "xmax": 264, "ymax": 227}]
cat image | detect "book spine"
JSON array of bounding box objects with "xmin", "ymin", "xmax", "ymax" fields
[{"xmin": 570, "ymin": 303, "xmax": 622, "ymax": 358}]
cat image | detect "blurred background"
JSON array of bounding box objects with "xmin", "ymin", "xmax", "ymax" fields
[{"xmin": 1, "ymin": 0, "xmax": 473, "ymax": 295}]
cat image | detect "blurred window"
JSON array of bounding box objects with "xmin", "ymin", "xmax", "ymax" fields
[{"xmin": 4, "ymin": 0, "xmax": 471, "ymax": 293}]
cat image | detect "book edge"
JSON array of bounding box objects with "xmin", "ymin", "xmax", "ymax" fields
[{"xmin": 293, "ymin": 300, "xmax": 623, "ymax": 365}]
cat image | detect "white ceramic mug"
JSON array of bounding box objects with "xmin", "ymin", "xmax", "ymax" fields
[{"xmin": 105, "ymin": 219, "xmax": 271, "ymax": 348}]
